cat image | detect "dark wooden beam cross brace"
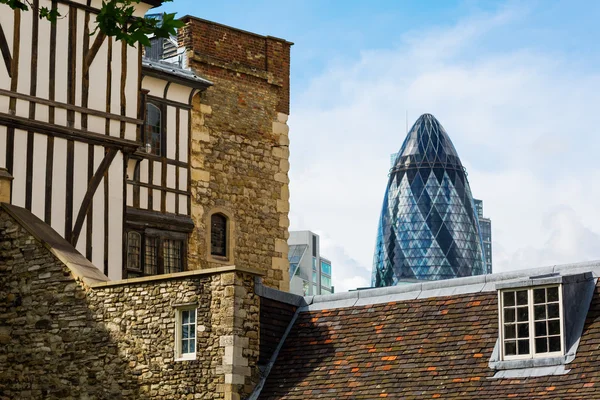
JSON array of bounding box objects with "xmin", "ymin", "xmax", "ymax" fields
[
  {"xmin": 71, "ymin": 147, "xmax": 118, "ymax": 247},
  {"xmin": 0, "ymin": 23, "xmax": 12, "ymax": 77}
]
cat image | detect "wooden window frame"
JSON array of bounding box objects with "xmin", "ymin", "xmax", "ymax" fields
[
  {"xmin": 144, "ymin": 101, "xmax": 167, "ymax": 157},
  {"xmin": 125, "ymin": 228, "xmax": 187, "ymax": 277},
  {"xmin": 498, "ymin": 285, "xmax": 565, "ymax": 361},
  {"xmin": 175, "ymin": 307, "xmax": 197, "ymax": 361}
]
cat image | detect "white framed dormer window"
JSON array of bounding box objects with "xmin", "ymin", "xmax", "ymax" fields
[
  {"xmin": 175, "ymin": 308, "xmax": 197, "ymax": 361},
  {"xmin": 499, "ymin": 285, "xmax": 564, "ymax": 360}
]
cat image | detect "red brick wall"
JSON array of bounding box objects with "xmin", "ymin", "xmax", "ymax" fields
[{"xmin": 179, "ymin": 16, "xmax": 291, "ymax": 114}]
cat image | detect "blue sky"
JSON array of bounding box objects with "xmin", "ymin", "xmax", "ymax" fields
[{"xmin": 155, "ymin": 1, "xmax": 600, "ymax": 291}]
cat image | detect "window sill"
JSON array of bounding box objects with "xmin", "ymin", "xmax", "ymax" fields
[
  {"xmin": 208, "ymin": 255, "xmax": 232, "ymax": 265},
  {"xmin": 490, "ymin": 354, "xmax": 570, "ymax": 371},
  {"xmin": 174, "ymin": 354, "xmax": 196, "ymax": 362}
]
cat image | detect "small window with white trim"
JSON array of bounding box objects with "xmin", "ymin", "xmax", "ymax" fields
[
  {"xmin": 175, "ymin": 308, "xmax": 197, "ymax": 360},
  {"xmin": 499, "ymin": 285, "xmax": 564, "ymax": 360}
]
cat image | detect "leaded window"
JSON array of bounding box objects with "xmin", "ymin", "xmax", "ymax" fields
[
  {"xmin": 127, "ymin": 232, "xmax": 141, "ymax": 271},
  {"xmin": 126, "ymin": 229, "xmax": 186, "ymax": 277},
  {"xmin": 145, "ymin": 236, "xmax": 159, "ymax": 275},
  {"xmin": 164, "ymin": 239, "xmax": 183, "ymax": 274},
  {"xmin": 500, "ymin": 286, "xmax": 563, "ymax": 360},
  {"xmin": 145, "ymin": 103, "xmax": 162, "ymax": 156},
  {"xmin": 210, "ymin": 213, "xmax": 227, "ymax": 257}
]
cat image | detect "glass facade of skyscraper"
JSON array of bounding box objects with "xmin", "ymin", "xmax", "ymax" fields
[
  {"xmin": 372, "ymin": 114, "xmax": 486, "ymax": 287},
  {"xmin": 474, "ymin": 199, "xmax": 493, "ymax": 274}
]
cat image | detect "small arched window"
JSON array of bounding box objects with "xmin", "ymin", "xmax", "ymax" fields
[
  {"xmin": 210, "ymin": 213, "xmax": 228, "ymax": 257},
  {"xmin": 145, "ymin": 103, "xmax": 162, "ymax": 155},
  {"xmin": 127, "ymin": 231, "xmax": 141, "ymax": 271}
]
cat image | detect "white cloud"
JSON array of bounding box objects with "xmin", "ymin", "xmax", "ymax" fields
[{"xmin": 288, "ymin": 6, "xmax": 600, "ymax": 292}]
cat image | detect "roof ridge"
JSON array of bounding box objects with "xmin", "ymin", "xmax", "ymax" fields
[{"xmin": 297, "ymin": 260, "xmax": 600, "ymax": 311}]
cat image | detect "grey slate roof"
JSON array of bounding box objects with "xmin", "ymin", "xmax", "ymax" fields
[{"xmin": 142, "ymin": 58, "xmax": 213, "ymax": 89}]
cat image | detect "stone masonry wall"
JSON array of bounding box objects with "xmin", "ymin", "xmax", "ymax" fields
[
  {"xmin": 182, "ymin": 17, "xmax": 292, "ymax": 292},
  {"xmin": 0, "ymin": 209, "xmax": 260, "ymax": 400}
]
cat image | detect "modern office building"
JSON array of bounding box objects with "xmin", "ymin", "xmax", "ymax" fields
[
  {"xmin": 372, "ymin": 114, "xmax": 486, "ymax": 287},
  {"xmin": 474, "ymin": 199, "xmax": 493, "ymax": 274},
  {"xmin": 288, "ymin": 231, "xmax": 334, "ymax": 296}
]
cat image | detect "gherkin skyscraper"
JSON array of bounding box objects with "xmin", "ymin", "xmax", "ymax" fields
[{"xmin": 372, "ymin": 114, "xmax": 485, "ymax": 287}]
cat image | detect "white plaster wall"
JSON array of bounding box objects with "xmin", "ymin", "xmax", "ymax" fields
[
  {"xmin": 141, "ymin": 76, "xmax": 167, "ymax": 97},
  {"xmin": 0, "ymin": 11, "xmax": 13, "ymax": 91},
  {"xmin": 0, "ymin": 126, "xmax": 6, "ymax": 168},
  {"xmin": 138, "ymin": 159, "xmax": 148, "ymax": 184},
  {"xmin": 11, "ymin": 130, "xmax": 27, "ymax": 207},
  {"xmin": 178, "ymin": 167, "xmax": 187, "ymax": 191},
  {"xmin": 31, "ymin": 133, "xmax": 48, "ymax": 218},
  {"xmin": 107, "ymin": 153, "xmax": 123, "ymax": 280},
  {"xmin": 166, "ymin": 105, "xmax": 176, "ymax": 159},
  {"xmin": 50, "ymin": 137, "xmax": 67, "ymax": 237},
  {"xmin": 91, "ymin": 145, "xmax": 105, "ymax": 270},
  {"xmin": 179, "ymin": 109, "xmax": 189, "ymax": 163},
  {"xmin": 73, "ymin": 141, "xmax": 88, "ymax": 255},
  {"xmin": 166, "ymin": 192, "xmax": 175, "ymax": 214},
  {"xmin": 178, "ymin": 196, "xmax": 187, "ymax": 216},
  {"xmin": 165, "ymin": 83, "xmax": 192, "ymax": 104},
  {"xmin": 166, "ymin": 164, "xmax": 176, "ymax": 189},
  {"xmin": 140, "ymin": 186, "xmax": 148, "ymax": 209},
  {"xmin": 152, "ymin": 189, "xmax": 160, "ymax": 211}
]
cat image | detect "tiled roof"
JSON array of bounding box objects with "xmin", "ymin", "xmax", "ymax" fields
[{"xmin": 259, "ymin": 270, "xmax": 600, "ymax": 399}]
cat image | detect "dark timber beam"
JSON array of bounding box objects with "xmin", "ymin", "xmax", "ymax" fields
[
  {"xmin": 0, "ymin": 23, "xmax": 11, "ymax": 77},
  {"xmin": 71, "ymin": 148, "xmax": 118, "ymax": 247},
  {"xmin": 0, "ymin": 112, "xmax": 140, "ymax": 150}
]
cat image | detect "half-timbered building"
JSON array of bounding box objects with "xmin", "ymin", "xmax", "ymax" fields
[
  {"xmin": 0, "ymin": 0, "xmax": 211, "ymax": 280},
  {"xmin": 0, "ymin": 1, "xmax": 293, "ymax": 289}
]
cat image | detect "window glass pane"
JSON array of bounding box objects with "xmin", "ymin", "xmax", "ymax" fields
[
  {"xmin": 516, "ymin": 306, "xmax": 528, "ymax": 322},
  {"xmin": 189, "ymin": 339, "xmax": 195, "ymax": 353},
  {"xmin": 535, "ymin": 338, "xmax": 548, "ymax": 353},
  {"xmin": 183, "ymin": 310, "xmax": 190, "ymax": 324},
  {"xmin": 211, "ymin": 214, "xmax": 227, "ymax": 257},
  {"xmin": 517, "ymin": 323, "xmax": 529, "ymax": 338},
  {"xmin": 548, "ymin": 320, "xmax": 560, "ymax": 335},
  {"xmin": 503, "ymin": 291, "xmax": 515, "ymax": 307},
  {"xmin": 547, "ymin": 304, "xmax": 560, "ymax": 319},
  {"xmin": 547, "ymin": 287, "xmax": 559, "ymax": 302},
  {"xmin": 504, "ymin": 324, "xmax": 516, "ymax": 339},
  {"xmin": 504, "ymin": 308, "xmax": 515, "ymax": 323},
  {"xmin": 534, "ymin": 305, "xmax": 546, "ymax": 320},
  {"xmin": 145, "ymin": 236, "xmax": 159, "ymax": 275},
  {"xmin": 127, "ymin": 232, "xmax": 141, "ymax": 271},
  {"xmin": 145, "ymin": 103, "xmax": 162, "ymax": 156},
  {"xmin": 505, "ymin": 341, "xmax": 517, "ymax": 356},
  {"xmin": 182, "ymin": 325, "xmax": 188, "ymax": 339},
  {"xmin": 182, "ymin": 340, "xmax": 188, "ymax": 354},
  {"xmin": 548, "ymin": 336, "xmax": 561, "ymax": 352},
  {"xmin": 535, "ymin": 321, "xmax": 547, "ymax": 336},
  {"xmin": 321, "ymin": 261, "xmax": 331, "ymax": 276},
  {"xmin": 321, "ymin": 275, "xmax": 332, "ymax": 288},
  {"xmin": 516, "ymin": 290, "xmax": 528, "ymax": 306},
  {"xmin": 190, "ymin": 311, "xmax": 195, "ymax": 323},
  {"xmin": 164, "ymin": 239, "xmax": 183, "ymax": 274},
  {"xmin": 533, "ymin": 288, "xmax": 545, "ymax": 304},
  {"xmin": 517, "ymin": 340, "xmax": 530, "ymax": 355}
]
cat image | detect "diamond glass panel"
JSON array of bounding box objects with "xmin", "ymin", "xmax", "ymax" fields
[{"xmin": 372, "ymin": 114, "xmax": 485, "ymax": 286}]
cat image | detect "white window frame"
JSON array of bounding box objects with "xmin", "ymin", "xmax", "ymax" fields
[
  {"xmin": 498, "ymin": 284, "xmax": 565, "ymax": 361},
  {"xmin": 175, "ymin": 307, "xmax": 197, "ymax": 361}
]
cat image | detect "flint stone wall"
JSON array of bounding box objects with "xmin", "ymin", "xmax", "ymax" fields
[
  {"xmin": 0, "ymin": 209, "xmax": 260, "ymax": 400},
  {"xmin": 181, "ymin": 17, "xmax": 291, "ymax": 292}
]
